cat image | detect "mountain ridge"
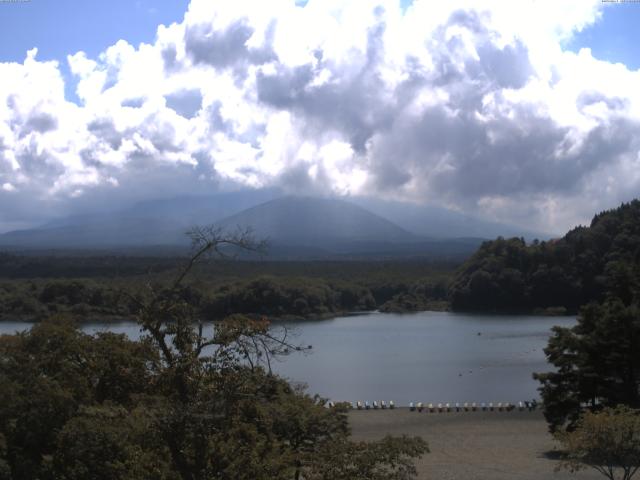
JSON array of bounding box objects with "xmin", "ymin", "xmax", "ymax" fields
[{"xmin": 0, "ymin": 193, "xmax": 541, "ymax": 259}]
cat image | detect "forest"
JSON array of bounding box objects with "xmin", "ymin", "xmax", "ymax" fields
[
  {"xmin": 448, "ymin": 200, "xmax": 640, "ymax": 313},
  {"xmin": 0, "ymin": 255, "xmax": 452, "ymax": 322},
  {"xmin": 3, "ymin": 201, "xmax": 640, "ymax": 322}
]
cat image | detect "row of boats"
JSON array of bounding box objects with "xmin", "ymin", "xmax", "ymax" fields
[
  {"xmin": 326, "ymin": 400, "xmax": 396, "ymax": 409},
  {"xmin": 408, "ymin": 400, "xmax": 538, "ymax": 412},
  {"xmin": 326, "ymin": 400, "xmax": 539, "ymax": 411}
]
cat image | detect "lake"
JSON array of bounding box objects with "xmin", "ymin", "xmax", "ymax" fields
[{"xmin": 0, "ymin": 311, "xmax": 575, "ymax": 406}]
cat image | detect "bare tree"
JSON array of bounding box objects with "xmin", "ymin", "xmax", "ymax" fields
[{"xmin": 129, "ymin": 225, "xmax": 306, "ymax": 377}]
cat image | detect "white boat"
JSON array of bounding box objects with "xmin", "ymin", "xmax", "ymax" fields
[
  {"xmin": 373, "ymin": 401, "xmax": 379, "ymax": 409},
  {"xmin": 417, "ymin": 402, "xmax": 424, "ymax": 412},
  {"xmin": 409, "ymin": 402, "xmax": 415, "ymax": 411},
  {"xmin": 381, "ymin": 400, "xmax": 387, "ymax": 409},
  {"xmin": 365, "ymin": 401, "xmax": 370, "ymax": 410},
  {"xmin": 389, "ymin": 400, "xmax": 395, "ymax": 409},
  {"xmin": 357, "ymin": 401, "xmax": 363, "ymax": 410}
]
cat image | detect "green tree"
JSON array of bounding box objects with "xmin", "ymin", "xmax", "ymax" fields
[
  {"xmin": 0, "ymin": 317, "xmax": 157, "ymax": 479},
  {"xmin": 555, "ymin": 406, "xmax": 640, "ymax": 480},
  {"xmin": 307, "ymin": 435, "xmax": 428, "ymax": 480},
  {"xmin": 52, "ymin": 405, "xmax": 175, "ymax": 480},
  {"xmin": 449, "ymin": 199, "xmax": 640, "ymax": 313},
  {"xmin": 534, "ymin": 300, "xmax": 640, "ymax": 432},
  {"xmin": 0, "ymin": 433, "xmax": 10, "ymax": 480}
]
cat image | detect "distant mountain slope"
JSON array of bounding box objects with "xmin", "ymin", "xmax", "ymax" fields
[
  {"xmin": 0, "ymin": 190, "xmax": 281, "ymax": 249},
  {"xmin": 40, "ymin": 189, "xmax": 281, "ymax": 231},
  {"xmin": 217, "ymin": 196, "xmax": 417, "ymax": 247},
  {"xmin": 0, "ymin": 193, "xmax": 485, "ymax": 259},
  {"xmin": 0, "ymin": 217, "xmax": 186, "ymax": 249},
  {"xmin": 0, "ymin": 192, "xmax": 523, "ymax": 259},
  {"xmin": 351, "ymin": 197, "xmax": 549, "ymax": 240}
]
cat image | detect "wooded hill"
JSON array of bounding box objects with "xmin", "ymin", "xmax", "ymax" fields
[{"xmin": 448, "ymin": 200, "xmax": 640, "ymax": 313}]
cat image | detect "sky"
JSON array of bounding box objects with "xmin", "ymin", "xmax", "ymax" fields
[{"xmin": 0, "ymin": 0, "xmax": 639, "ymax": 234}]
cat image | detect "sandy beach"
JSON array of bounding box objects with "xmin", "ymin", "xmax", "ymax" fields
[{"xmin": 349, "ymin": 409, "xmax": 601, "ymax": 480}]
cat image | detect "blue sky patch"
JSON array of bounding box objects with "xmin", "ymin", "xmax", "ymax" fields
[{"xmin": 566, "ymin": 2, "xmax": 640, "ymax": 70}]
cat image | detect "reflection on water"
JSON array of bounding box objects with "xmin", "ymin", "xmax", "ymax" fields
[{"xmin": 0, "ymin": 311, "xmax": 575, "ymax": 406}]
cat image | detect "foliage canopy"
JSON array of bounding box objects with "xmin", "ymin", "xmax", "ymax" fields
[
  {"xmin": 449, "ymin": 200, "xmax": 640, "ymax": 313},
  {"xmin": 555, "ymin": 406, "xmax": 640, "ymax": 480},
  {"xmin": 534, "ymin": 299, "xmax": 640, "ymax": 432}
]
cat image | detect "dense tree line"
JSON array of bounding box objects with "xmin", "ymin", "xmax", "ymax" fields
[
  {"xmin": 0, "ymin": 280, "xmax": 137, "ymax": 320},
  {"xmin": 449, "ymin": 200, "xmax": 640, "ymax": 313},
  {"xmin": 0, "ymin": 252, "xmax": 183, "ymax": 279},
  {"xmin": 377, "ymin": 280, "xmax": 449, "ymax": 313},
  {"xmin": 530, "ymin": 202, "xmax": 640, "ymax": 435},
  {"xmin": 0, "ymin": 253, "xmax": 455, "ymax": 283},
  {"xmin": 203, "ymin": 276, "xmax": 377, "ymax": 319},
  {"xmin": 0, "ymin": 271, "xmax": 451, "ymax": 322}
]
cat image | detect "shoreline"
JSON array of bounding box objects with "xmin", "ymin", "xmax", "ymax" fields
[{"xmin": 348, "ymin": 409, "xmax": 600, "ymax": 480}]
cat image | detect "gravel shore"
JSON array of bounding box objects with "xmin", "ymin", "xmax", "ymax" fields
[{"xmin": 349, "ymin": 409, "xmax": 601, "ymax": 480}]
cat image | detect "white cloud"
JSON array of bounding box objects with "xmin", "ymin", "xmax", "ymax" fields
[{"xmin": 1, "ymin": 0, "xmax": 639, "ymax": 234}]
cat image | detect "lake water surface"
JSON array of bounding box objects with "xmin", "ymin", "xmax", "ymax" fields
[{"xmin": 0, "ymin": 311, "xmax": 575, "ymax": 406}]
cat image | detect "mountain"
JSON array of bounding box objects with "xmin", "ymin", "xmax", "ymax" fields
[
  {"xmin": 39, "ymin": 189, "xmax": 281, "ymax": 232},
  {"xmin": 0, "ymin": 191, "xmax": 535, "ymax": 259},
  {"xmin": 350, "ymin": 196, "xmax": 549, "ymax": 240},
  {"xmin": 218, "ymin": 196, "xmax": 417, "ymax": 247},
  {"xmin": 0, "ymin": 190, "xmax": 281, "ymax": 249}
]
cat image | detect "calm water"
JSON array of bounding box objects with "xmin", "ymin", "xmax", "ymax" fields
[{"xmin": 0, "ymin": 311, "xmax": 575, "ymax": 406}]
